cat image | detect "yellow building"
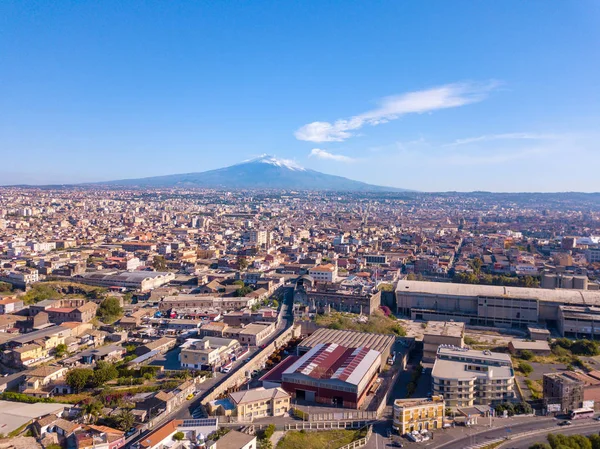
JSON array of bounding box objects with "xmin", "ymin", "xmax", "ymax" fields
[
  {"xmin": 393, "ymin": 395, "xmax": 445, "ymax": 434},
  {"xmin": 229, "ymin": 387, "xmax": 291, "ymax": 420}
]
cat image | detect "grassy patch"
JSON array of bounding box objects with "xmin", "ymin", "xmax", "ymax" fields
[
  {"xmin": 525, "ymin": 379, "xmax": 542, "ymax": 400},
  {"xmin": 315, "ymin": 310, "xmax": 405, "ymax": 336},
  {"xmin": 277, "ymin": 429, "xmax": 367, "ymax": 449}
]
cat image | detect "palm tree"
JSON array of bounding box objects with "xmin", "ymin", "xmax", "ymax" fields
[
  {"xmin": 114, "ymin": 409, "xmax": 135, "ymax": 431},
  {"xmin": 82, "ymin": 401, "xmax": 103, "ymax": 424}
]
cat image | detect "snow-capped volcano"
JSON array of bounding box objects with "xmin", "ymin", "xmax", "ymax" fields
[
  {"xmin": 97, "ymin": 156, "xmax": 406, "ymax": 191},
  {"xmin": 241, "ymin": 154, "xmax": 306, "ymax": 171}
]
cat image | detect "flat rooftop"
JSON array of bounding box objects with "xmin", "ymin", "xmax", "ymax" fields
[
  {"xmin": 432, "ymin": 358, "xmax": 514, "ymax": 381},
  {"xmin": 396, "ymin": 280, "xmax": 600, "ymax": 305},
  {"xmin": 424, "ymin": 321, "xmax": 464, "ymax": 338},
  {"xmin": 299, "ymin": 328, "xmax": 395, "ymax": 355},
  {"xmin": 437, "ymin": 347, "xmax": 512, "ymax": 364}
]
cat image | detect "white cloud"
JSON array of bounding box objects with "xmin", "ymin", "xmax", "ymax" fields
[
  {"xmin": 445, "ymin": 132, "xmax": 557, "ymax": 147},
  {"xmin": 309, "ymin": 148, "xmax": 355, "ymax": 162},
  {"xmin": 294, "ymin": 81, "xmax": 499, "ymax": 143}
]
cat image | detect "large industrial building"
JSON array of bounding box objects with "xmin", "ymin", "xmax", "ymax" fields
[
  {"xmin": 281, "ymin": 342, "xmax": 381, "ymax": 409},
  {"xmin": 297, "ymin": 328, "xmax": 395, "ymax": 367},
  {"xmin": 396, "ymin": 280, "xmax": 600, "ymax": 332},
  {"xmin": 73, "ymin": 270, "xmax": 175, "ymax": 292},
  {"xmin": 432, "ymin": 347, "xmax": 515, "ymax": 407}
]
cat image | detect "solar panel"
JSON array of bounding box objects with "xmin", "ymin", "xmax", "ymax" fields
[{"xmin": 181, "ymin": 418, "xmax": 218, "ymax": 428}]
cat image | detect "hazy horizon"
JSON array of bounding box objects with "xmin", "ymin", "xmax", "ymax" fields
[{"xmin": 2, "ymin": 2, "xmax": 599, "ymax": 191}]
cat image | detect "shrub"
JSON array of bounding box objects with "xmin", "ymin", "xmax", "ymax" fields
[
  {"xmin": 518, "ymin": 361, "xmax": 534, "ymax": 376},
  {"xmin": 173, "ymin": 431, "xmax": 185, "ymax": 441},
  {"xmin": 520, "ymin": 350, "xmax": 534, "ymax": 361}
]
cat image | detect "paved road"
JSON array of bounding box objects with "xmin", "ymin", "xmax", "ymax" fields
[
  {"xmin": 498, "ymin": 421, "xmax": 600, "ymax": 449},
  {"xmin": 125, "ymin": 288, "xmax": 295, "ymax": 447},
  {"xmin": 432, "ymin": 417, "xmax": 559, "ymax": 449}
]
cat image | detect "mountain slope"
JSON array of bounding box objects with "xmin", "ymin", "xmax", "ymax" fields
[{"xmin": 99, "ymin": 155, "xmax": 408, "ymax": 191}]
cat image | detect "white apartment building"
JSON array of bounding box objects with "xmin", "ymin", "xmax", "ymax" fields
[
  {"xmin": 432, "ymin": 347, "xmax": 515, "ymax": 407},
  {"xmin": 308, "ymin": 263, "xmax": 338, "ymax": 283}
]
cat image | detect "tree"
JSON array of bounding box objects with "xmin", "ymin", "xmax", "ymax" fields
[
  {"xmin": 152, "ymin": 256, "xmax": 167, "ymax": 271},
  {"xmin": 173, "ymin": 432, "xmax": 185, "ymax": 441},
  {"xmin": 66, "ymin": 368, "xmax": 94, "ymax": 392},
  {"xmin": 271, "ymin": 299, "xmax": 279, "ymax": 309},
  {"xmin": 237, "ymin": 256, "xmax": 249, "ymax": 271},
  {"xmin": 114, "ymin": 409, "xmax": 135, "ymax": 431},
  {"xmin": 0, "ymin": 282, "xmax": 12, "ymax": 292},
  {"xmin": 258, "ymin": 439, "xmax": 273, "ymax": 449},
  {"xmin": 54, "ymin": 343, "xmax": 68, "ymax": 358},
  {"xmin": 263, "ymin": 424, "xmax": 276, "ymax": 440},
  {"xmin": 92, "ymin": 360, "xmax": 119, "ymax": 387},
  {"xmin": 378, "ymin": 283, "xmax": 394, "ymax": 292},
  {"xmin": 520, "ymin": 350, "xmax": 534, "ymax": 361},
  {"xmin": 97, "ymin": 297, "xmax": 124, "ymax": 324},
  {"xmin": 81, "ymin": 400, "xmax": 103, "ymax": 423},
  {"xmin": 519, "ymin": 361, "xmax": 534, "ymax": 376},
  {"xmin": 234, "ymin": 286, "xmax": 254, "ymax": 297},
  {"xmin": 469, "ymin": 258, "xmax": 483, "ymax": 275},
  {"xmin": 530, "ymin": 444, "xmax": 551, "ymax": 449}
]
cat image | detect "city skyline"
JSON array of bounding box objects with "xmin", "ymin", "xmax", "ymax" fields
[{"xmin": 2, "ymin": 1, "xmax": 600, "ymax": 191}]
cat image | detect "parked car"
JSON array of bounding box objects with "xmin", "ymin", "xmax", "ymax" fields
[{"xmin": 558, "ymin": 420, "xmax": 572, "ymax": 426}]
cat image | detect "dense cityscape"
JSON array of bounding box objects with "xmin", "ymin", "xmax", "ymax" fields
[
  {"xmin": 1, "ymin": 186, "xmax": 600, "ymax": 449},
  {"xmin": 3, "ymin": 1, "xmax": 599, "ymax": 449}
]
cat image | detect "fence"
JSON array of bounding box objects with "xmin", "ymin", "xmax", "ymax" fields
[
  {"xmin": 284, "ymin": 421, "xmax": 371, "ymax": 431},
  {"xmin": 338, "ymin": 425, "xmax": 373, "ymax": 449},
  {"xmin": 202, "ymin": 324, "xmax": 301, "ymax": 404},
  {"xmin": 292, "ymin": 407, "xmax": 378, "ymax": 422}
]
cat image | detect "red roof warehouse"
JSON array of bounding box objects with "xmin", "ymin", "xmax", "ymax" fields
[{"xmin": 281, "ymin": 342, "xmax": 381, "ymax": 409}]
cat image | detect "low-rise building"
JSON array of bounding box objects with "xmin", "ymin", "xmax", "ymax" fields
[
  {"xmin": 224, "ymin": 322, "xmax": 275, "ymax": 346},
  {"xmin": 393, "ymin": 396, "xmax": 445, "ymax": 434},
  {"xmin": 208, "ymin": 430, "xmax": 256, "ymax": 449},
  {"xmin": 226, "ymin": 387, "xmax": 291, "ymax": 420},
  {"xmin": 180, "ymin": 337, "xmax": 240, "ymax": 370}
]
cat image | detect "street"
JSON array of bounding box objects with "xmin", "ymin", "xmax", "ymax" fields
[{"xmin": 497, "ymin": 421, "xmax": 600, "ymax": 449}]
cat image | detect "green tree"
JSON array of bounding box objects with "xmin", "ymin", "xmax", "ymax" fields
[
  {"xmin": 114, "ymin": 409, "xmax": 135, "ymax": 431},
  {"xmin": 152, "ymin": 256, "xmax": 167, "ymax": 271},
  {"xmin": 588, "ymin": 434, "xmax": 600, "ymax": 449},
  {"xmin": 0, "ymin": 282, "xmax": 12, "ymax": 292},
  {"xmin": 92, "ymin": 360, "xmax": 119, "ymax": 387},
  {"xmin": 22, "ymin": 284, "xmax": 61, "ymax": 304},
  {"xmin": 530, "ymin": 444, "xmax": 551, "ymax": 449},
  {"xmin": 66, "ymin": 368, "xmax": 94, "ymax": 392},
  {"xmin": 518, "ymin": 361, "xmax": 534, "ymax": 376},
  {"xmin": 54, "ymin": 343, "xmax": 68, "ymax": 358},
  {"xmin": 97, "ymin": 297, "xmax": 124, "ymax": 324},
  {"xmin": 258, "ymin": 439, "xmax": 273, "ymax": 449},
  {"xmin": 571, "ymin": 340, "xmax": 600, "ymax": 356},
  {"xmin": 469, "ymin": 257, "xmax": 483, "ymax": 275},
  {"xmin": 173, "ymin": 432, "xmax": 185, "ymax": 441},
  {"xmin": 234, "ymin": 286, "xmax": 254, "ymax": 297},
  {"xmin": 237, "ymin": 256, "xmax": 249, "ymax": 271},
  {"xmin": 263, "ymin": 424, "xmax": 276, "ymax": 440},
  {"xmin": 378, "ymin": 283, "xmax": 394, "ymax": 292},
  {"xmin": 271, "ymin": 299, "xmax": 279, "ymax": 308},
  {"xmin": 81, "ymin": 400, "xmax": 103, "ymax": 423},
  {"xmin": 520, "ymin": 350, "xmax": 534, "ymax": 361}
]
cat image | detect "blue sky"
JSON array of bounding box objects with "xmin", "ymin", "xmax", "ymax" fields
[{"xmin": 1, "ymin": 1, "xmax": 599, "ymax": 191}]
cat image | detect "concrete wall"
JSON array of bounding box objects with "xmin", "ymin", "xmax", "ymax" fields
[{"xmin": 203, "ymin": 325, "xmax": 301, "ymax": 404}]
